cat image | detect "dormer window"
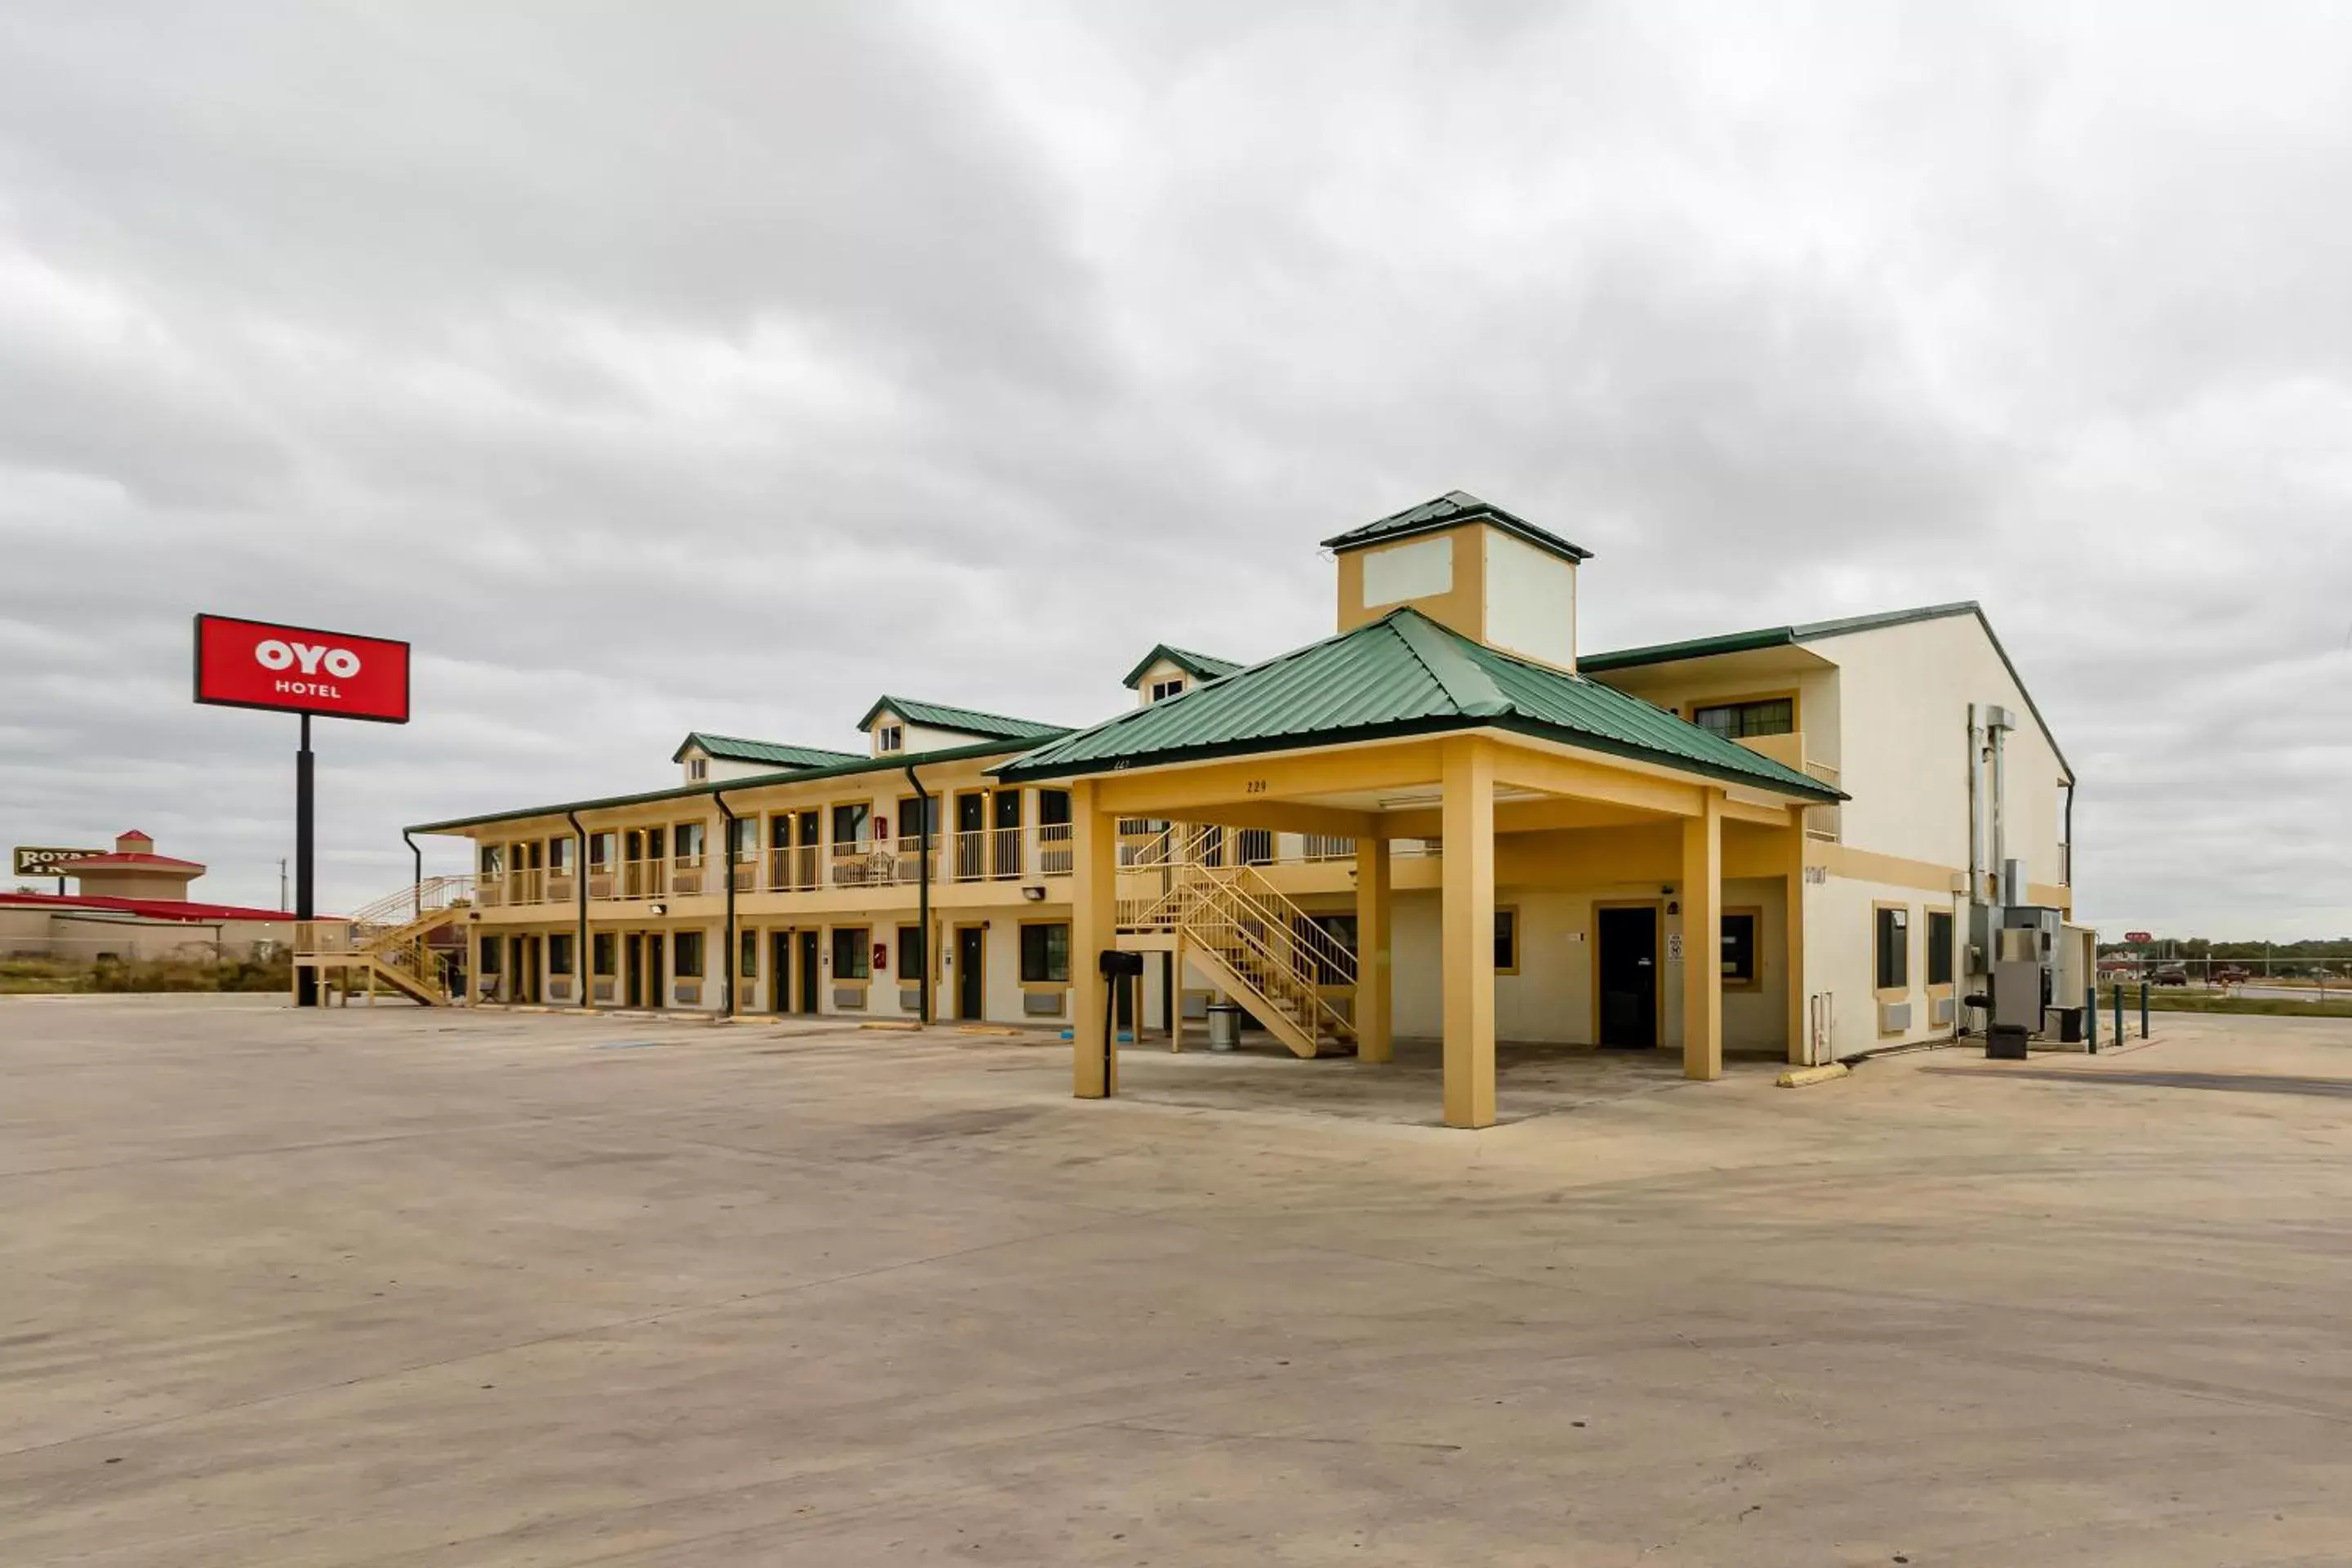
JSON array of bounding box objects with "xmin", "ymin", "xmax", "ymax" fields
[
  {"xmin": 1149, "ymin": 678, "xmax": 1185, "ymax": 702},
  {"xmin": 877, "ymin": 724, "xmax": 904, "ymax": 753},
  {"xmin": 686, "ymin": 756, "xmax": 709, "ymax": 782}
]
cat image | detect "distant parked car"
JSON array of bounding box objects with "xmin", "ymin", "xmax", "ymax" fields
[
  {"xmin": 2151, "ymin": 968, "xmax": 2190, "ymax": 987},
  {"xmin": 2212, "ymin": 967, "xmax": 2252, "ymax": 986}
]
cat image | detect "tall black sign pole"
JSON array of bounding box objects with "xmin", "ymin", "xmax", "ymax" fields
[{"xmin": 296, "ymin": 712, "xmax": 316, "ymax": 1007}]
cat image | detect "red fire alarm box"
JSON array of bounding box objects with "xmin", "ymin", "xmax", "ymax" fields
[
  {"xmin": 874, "ymin": 815, "xmax": 889, "ymax": 841},
  {"xmin": 872, "ymin": 942, "xmax": 889, "ymax": 973}
]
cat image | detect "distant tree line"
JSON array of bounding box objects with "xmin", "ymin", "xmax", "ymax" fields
[
  {"xmin": 2094, "ymin": 938, "xmax": 2351, "ymax": 979},
  {"xmin": 2095, "ymin": 938, "xmax": 2352, "ymax": 960}
]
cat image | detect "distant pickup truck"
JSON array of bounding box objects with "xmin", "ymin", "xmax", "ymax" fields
[
  {"xmin": 2212, "ymin": 967, "xmax": 2252, "ymax": 986},
  {"xmin": 2151, "ymin": 968, "xmax": 2191, "ymax": 987}
]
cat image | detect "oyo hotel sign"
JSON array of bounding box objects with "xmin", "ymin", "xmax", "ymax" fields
[{"xmin": 192, "ymin": 614, "xmax": 412, "ymax": 724}]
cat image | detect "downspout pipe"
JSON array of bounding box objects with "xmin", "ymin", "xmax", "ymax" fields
[
  {"xmin": 1966, "ymin": 705, "xmax": 1985, "ymax": 911},
  {"xmin": 2063, "ymin": 779, "xmax": 2076, "ymax": 893},
  {"xmin": 565, "ymin": 810, "xmax": 590, "ymax": 1010},
  {"xmin": 713, "ymin": 789, "xmax": 739, "ymax": 1018},
  {"xmin": 403, "ymin": 830, "xmax": 423, "ymax": 920},
  {"xmin": 903, "ymin": 762, "xmax": 933, "ymax": 1025},
  {"xmin": 1990, "ymin": 714, "xmax": 2011, "ymax": 906}
]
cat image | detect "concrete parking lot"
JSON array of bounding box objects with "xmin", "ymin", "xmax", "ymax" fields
[{"xmin": 4, "ymin": 997, "xmax": 2351, "ymax": 1566}]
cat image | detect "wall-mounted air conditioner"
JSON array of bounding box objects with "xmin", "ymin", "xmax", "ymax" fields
[{"xmin": 1878, "ymin": 1000, "xmax": 1913, "ymax": 1033}]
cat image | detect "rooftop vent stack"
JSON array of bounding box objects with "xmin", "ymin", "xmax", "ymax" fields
[{"xmin": 1984, "ymin": 705, "xmax": 2017, "ymax": 908}]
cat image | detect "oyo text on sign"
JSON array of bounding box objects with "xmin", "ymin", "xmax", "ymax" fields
[{"xmin": 193, "ymin": 614, "xmax": 412, "ymax": 724}]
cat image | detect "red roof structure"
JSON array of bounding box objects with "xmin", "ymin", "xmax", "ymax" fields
[
  {"xmin": 0, "ymin": 890, "xmax": 305, "ymax": 923},
  {"xmin": 49, "ymin": 851, "xmax": 208, "ymax": 872}
]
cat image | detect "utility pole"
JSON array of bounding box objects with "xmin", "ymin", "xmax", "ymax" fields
[{"xmin": 279, "ymin": 858, "xmax": 289, "ymax": 911}]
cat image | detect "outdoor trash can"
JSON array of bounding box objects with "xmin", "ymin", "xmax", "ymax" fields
[
  {"xmin": 2056, "ymin": 1007, "xmax": 2085, "ymax": 1045},
  {"xmin": 1987, "ymin": 1022, "xmax": 2029, "ymax": 1060},
  {"xmin": 1206, "ymin": 1002, "xmax": 1241, "ymax": 1052}
]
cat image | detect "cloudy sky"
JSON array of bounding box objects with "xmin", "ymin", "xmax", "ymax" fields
[{"xmin": 2, "ymin": 2, "xmax": 2347, "ymax": 937}]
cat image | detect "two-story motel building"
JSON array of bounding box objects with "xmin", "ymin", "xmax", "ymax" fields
[{"xmin": 380, "ymin": 492, "xmax": 2080, "ymax": 1129}]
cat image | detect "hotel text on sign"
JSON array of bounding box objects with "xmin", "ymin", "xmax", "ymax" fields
[{"xmin": 193, "ymin": 615, "xmax": 412, "ymax": 724}]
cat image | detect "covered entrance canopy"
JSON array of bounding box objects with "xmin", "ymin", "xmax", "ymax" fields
[{"xmin": 994, "ymin": 606, "xmax": 1844, "ymax": 1128}]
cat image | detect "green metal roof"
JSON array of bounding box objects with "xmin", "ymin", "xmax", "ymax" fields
[
  {"xmin": 408, "ymin": 733, "xmax": 1068, "ymax": 836},
  {"xmin": 1581, "ymin": 600, "xmax": 2072, "ymax": 781},
  {"xmin": 856, "ymin": 695, "xmax": 1066, "ymax": 741},
  {"xmin": 1579, "ymin": 602, "xmax": 1981, "ymax": 672},
  {"xmin": 1320, "ymin": 490, "xmax": 1592, "ymax": 564},
  {"xmin": 670, "ymin": 733, "xmax": 863, "ymax": 768},
  {"xmin": 993, "ymin": 608, "xmax": 1839, "ymax": 800},
  {"xmin": 1120, "ymin": 644, "xmax": 1244, "ymax": 689}
]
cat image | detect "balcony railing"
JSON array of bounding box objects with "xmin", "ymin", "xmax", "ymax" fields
[
  {"xmin": 530, "ymin": 823, "xmax": 1463, "ymax": 909},
  {"xmin": 1038, "ymin": 822, "xmax": 1073, "ymax": 877},
  {"xmin": 767, "ymin": 844, "xmax": 822, "ymax": 892},
  {"xmin": 1735, "ymin": 732, "xmax": 1843, "ymax": 843},
  {"xmin": 479, "ymin": 867, "xmax": 581, "ymax": 906},
  {"xmin": 830, "ymin": 836, "xmax": 900, "ymax": 887},
  {"xmin": 950, "ymin": 826, "xmax": 1026, "ymax": 882}
]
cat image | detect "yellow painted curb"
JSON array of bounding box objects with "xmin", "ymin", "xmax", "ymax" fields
[
  {"xmin": 1776, "ymin": 1063, "xmax": 1851, "ymax": 1089},
  {"xmin": 955, "ymin": 1025, "xmax": 1022, "ymax": 1037},
  {"xmin": 859, "ymin": 1020, "xmax": 923, "ymax": 1032}
]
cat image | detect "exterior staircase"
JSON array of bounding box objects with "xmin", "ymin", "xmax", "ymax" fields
[
  {"xmin": 293, "ymin": 875, "xmax": 474, "ymax": 1005},
  {"xmin": 1119, "ymin": 830, "xmax": 1356, "ymax": 1058}
]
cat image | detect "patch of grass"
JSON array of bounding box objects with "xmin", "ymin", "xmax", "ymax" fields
[
  {"xmin": 0, "ymin": 953, "xmax": 292, "ymax": 995},
  {"xmin": 2096, "ymin": 987, "xmax": 2352, "ymax": 1018}
]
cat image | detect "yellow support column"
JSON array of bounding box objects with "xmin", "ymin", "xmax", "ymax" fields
[
  {"xmin": 1682, "ymin": 789, "xmax": 1724, "ymax": 1081},
  {"xmin": 1440, "ymin": 737, "xmax": 1496, "ymax": 1128},
  {"xmin": 1070, "ymin": 779, "xmax": 1117, "ymax": 1098},
  {"xmin": 1784, "ymin": 818, "xmax": 1809, "ymax": 1066},
  {"xmin": 1353, "ymin": 835, "xmax": 1392, "ymax": 1062}
]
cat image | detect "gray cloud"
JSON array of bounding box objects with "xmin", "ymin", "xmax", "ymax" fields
[{"xmin": 1, "ymin": 0, "xmax": 2347, "ymax": 937}]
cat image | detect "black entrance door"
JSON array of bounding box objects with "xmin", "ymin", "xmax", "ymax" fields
[
  {"xmin": 644, "ymin": 933, "xmax": 666, "ymax": 1010},
  {"xmin": 956, "ymin": 926, "xmax": 985, "ymax": 1019},
  {"xmin": 797, "ymin": 929, "xmax": 820, "ymax": 1013},
  {"xmin": 1597, "ymin": 906, "xmax": 1659, "ymax": 1048},
  {"xmin": 624, "ymin": 935, "xmax": 644, "ymax": 1009},
  {"xmin": 771, "ymin": 931, "xmax": 792, "ymax": 1013}
]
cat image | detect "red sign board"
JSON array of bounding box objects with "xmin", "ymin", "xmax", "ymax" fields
[
  {"xmin": 2123, "ymin": 930, "xmax": 2153, "ymax": 944},
  {"xmin": 193, "ymin": 614, "xmax": 411, "ymax": 724}
]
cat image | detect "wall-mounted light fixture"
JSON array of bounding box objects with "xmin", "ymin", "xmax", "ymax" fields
[
  {"xmin": 1021, "ymin": 885, "xmax": 1046, "ymax": 902},
  {"xmin": 648, "ymin": 902, "xmax": 667, "ymax": 916}
]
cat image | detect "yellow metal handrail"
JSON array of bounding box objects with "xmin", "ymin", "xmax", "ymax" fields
[{"xmin": 1115, "ymin": 849, "xmax": 1356, "ymax": 1050}]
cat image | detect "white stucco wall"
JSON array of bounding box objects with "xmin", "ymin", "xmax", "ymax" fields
[
  {"xmin": 1383, "ymin": 877, "xmax": 1789, "ymax": 1052},
  {"xmin": 1799, "ymin": 875, "xmax": 1967, "ymax": 1061},
  {"xmin": 1812, "ymin": 614, "xmax": 2069, "ymax": 886}
]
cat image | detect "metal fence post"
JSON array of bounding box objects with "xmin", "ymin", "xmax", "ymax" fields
[
  {"xmin": 2114, "ymin": 982, "xmax": 2124, "ymax": 1042},
  {"xmin": 2140, "ymin": 981, "xmax": 2150, "ymax": 1039},
  {"xmin": 2086, "ymin": 984, "xmax": 2098, "ymax": 1052}
]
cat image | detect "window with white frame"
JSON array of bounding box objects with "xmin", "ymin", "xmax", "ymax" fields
[
  {"xmin": 876, "ymin": 724, "xmax": 904, "ymax": 753},
  {"xmin": 1149, "ymin": 678, "xmax": 1185, "ymax": 702}
]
